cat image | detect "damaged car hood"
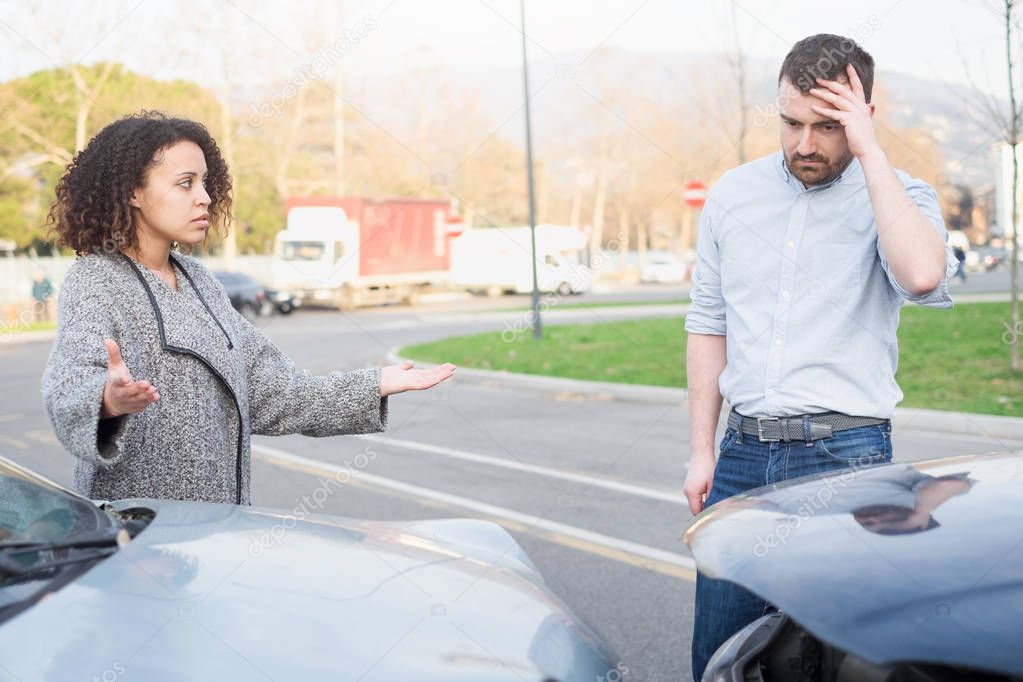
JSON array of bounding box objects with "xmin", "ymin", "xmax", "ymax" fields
[{"xmin": 684, "ymin": 453, "xmax": 1023, "ymax": 676}]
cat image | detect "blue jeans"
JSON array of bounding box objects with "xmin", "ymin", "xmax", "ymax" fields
[{"xmin": 690, "ymin": 420, "xmax": 893, "ymax": 681}]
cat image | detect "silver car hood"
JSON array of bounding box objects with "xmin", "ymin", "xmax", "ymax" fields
[
  {"xmin": 0, "ymin": 499, "xmax": 614, "ymax": 681},
  {"xmin": 684, "ymin": 453, "xmax": 1023, "ymax": 675}
]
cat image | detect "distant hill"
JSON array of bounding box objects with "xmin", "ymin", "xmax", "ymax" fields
[{"xmin": 334, "ymin": 47, "xmax": 1001, "ymax": 189}]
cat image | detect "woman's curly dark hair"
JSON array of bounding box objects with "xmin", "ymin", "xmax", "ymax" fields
[{"xmin": 46, "ymin": 111, "xmax": 233, "ymax": 256}]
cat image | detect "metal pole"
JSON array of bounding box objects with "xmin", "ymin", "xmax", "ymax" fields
[{"xmin": 520, "ymin": 0, "xmax": 542, "ymax": 339}]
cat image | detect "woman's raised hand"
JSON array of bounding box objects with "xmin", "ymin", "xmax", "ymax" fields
[
  {"xmin": 380, "ymin": 360, "xmax": 456, "ymax": 397},
  {"xmin": 100, "ymin": 339, "xmax": 159, "ymax": 418}
]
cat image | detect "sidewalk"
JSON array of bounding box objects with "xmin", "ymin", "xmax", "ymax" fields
[
  {"xmin": 951, "ymin": 291, "xmax": 1016, "ymax": 303},
  {"xmin": 1, "ymin": 329, "xmax": 57, "ymax": 346}
]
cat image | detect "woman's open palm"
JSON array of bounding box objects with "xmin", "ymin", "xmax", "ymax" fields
[
  {"xmin": 100, "ymin": 339, "xmax": 159, "ymax": 418},
  {"xmin": 380, "ymin": 360, "xmax": 455, "ymax": 397}
]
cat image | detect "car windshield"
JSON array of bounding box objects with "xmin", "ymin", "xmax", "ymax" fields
[
  {"xmin": 280, "ymin": 241, "xmax": 326, "ymax": 261},
  {"xmin": 0, "ymin": 460, "xmax": 108, "ymax": 547},
  {"xmin": 0, "ymin": 459, "xmax": 123, "ymax": 622}
]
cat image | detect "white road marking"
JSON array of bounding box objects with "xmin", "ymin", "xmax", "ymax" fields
[
  {"xmin": 353, "ymin": 433, "xmax": 686, "ymax": 505},
  {"xmin": 25, "ymin": 430, "xmax": 58, "ymax": 445},
  {"xmin": 252, "ymin": 444, "xmax": 697, "ymax": 575},
  {"xmin": 0, "ymin": 436, "xmax": 28, "ymax": 450}
]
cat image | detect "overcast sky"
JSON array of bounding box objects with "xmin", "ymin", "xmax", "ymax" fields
[{"xmin": 0, "ymin": 0, "xmax": 1016, "ymax": 99}]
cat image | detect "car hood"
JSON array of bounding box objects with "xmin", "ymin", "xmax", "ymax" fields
[
  {"xmin": 684, "ymin": 453, "xmax": 1023, "ymax": 675},
  {"xmin": 0, "ymin": 499, "xmax": 615, "ymax": 681}
]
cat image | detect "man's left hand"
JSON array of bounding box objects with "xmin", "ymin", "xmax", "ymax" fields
[{"xmin": 809, "ymin": 63, "xmax": 881, "ymax": 159}]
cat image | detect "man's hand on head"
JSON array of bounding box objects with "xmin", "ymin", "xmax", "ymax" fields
[{"xmin": 808, "ymin": 63, "xmax": 882, "ymax": 160}]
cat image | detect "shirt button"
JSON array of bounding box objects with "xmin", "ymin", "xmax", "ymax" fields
[
  {"xmin": 781, "ymin": 290, "xmax": 791, "ymax": 299},
  {"xmin": 774, "ymin": 337, "xmax": 783, "ymax": 346},
  {"xmin": 787, "ymin": 241, "xmax": 795, "ymax": 249}
]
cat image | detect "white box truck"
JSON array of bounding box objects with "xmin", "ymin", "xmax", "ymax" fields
[{"xmin": 449, "ymin": 225, "xmax": 592, "ymax": 296}]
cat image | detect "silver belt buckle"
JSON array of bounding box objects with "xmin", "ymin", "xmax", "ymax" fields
[
  {"xmin": 756, "ymin": 417, "xmax": 780, "ymax": 442},
  {"xmin": 809, "ymin": 421, "xmax": 834, "ymax": 440}
]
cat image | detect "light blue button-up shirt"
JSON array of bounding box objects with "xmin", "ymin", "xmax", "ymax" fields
[{"xmin": 684, "ymin": 151, "xmax": 957, "ymax": 419}]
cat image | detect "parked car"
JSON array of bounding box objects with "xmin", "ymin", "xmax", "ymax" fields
[
  {"xmin": 213, "ymin": 271, "xmax": 272, "ymax": 319},
  {"xmin": 265, "ymin": 286, "xmax": 299, "ymax": 315},
  {"xmin": 965, "ymin": 245, "xmax": 1008, "ymax": 272},
  {"xmin": 685, "ymin": 453, "xmax": 1023, "ymax": 681},
  {"xmin": 640, "ymin": 252, "xmax": 689, "ymax": 284},
  {"xmin": 0, "ymin": 456, "xmax": 617, "ymax": 680}
]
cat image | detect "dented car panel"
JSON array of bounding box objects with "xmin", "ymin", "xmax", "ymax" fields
[{"xmin": 685, "ymin": 453, "xmax": 1023, "ymax": 677}]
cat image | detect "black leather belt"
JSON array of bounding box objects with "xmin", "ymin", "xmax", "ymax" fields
[{"xmin": 727, "ymin": 409, "xmax": 888, "ymax": 443}]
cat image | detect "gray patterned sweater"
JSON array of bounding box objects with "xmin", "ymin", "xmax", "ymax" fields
[{"xmin": 41, "ymin": 252, "xmax": 387, "ymax": 505}]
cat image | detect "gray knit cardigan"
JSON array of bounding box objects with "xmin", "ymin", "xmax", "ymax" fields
[{"xmin": 42, "ymin": 252, "xmax": 387, "ymax": 505}]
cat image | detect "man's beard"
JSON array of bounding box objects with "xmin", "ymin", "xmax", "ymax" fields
[{"xmin": 786, "ymin": 150, "xmax": 854, "ymax": 186}]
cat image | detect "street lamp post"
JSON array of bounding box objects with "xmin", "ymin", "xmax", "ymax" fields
[{"xmin": 519, "ymin": 0, "xmax": 542, "ymax": 339}]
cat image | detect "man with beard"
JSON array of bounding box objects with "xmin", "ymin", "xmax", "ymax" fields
[{"xmin": 683, "ymin": 34, "xmax": 957, "ymax": 679}]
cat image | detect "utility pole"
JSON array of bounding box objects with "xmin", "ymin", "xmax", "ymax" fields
[{"xmin": 519, "ymin": 0, "xmax": 542, "ymax": 339}]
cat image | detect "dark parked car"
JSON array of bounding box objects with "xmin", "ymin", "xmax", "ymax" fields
[
  {"xmin": 685, "ymin": 453, "xmax": 1023, "ymax": 681},
  {"xmin": 213, "ymin": 270, "xmax": 270, "ymax": 319},
  {"xmin": 0, "ymin": 456, "xmax": 618, "ymax": 680},
  {"xmin": 264, "ymin": 286, "xmax": 298, "ymax": 314}
]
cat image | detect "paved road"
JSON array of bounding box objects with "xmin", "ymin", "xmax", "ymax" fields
[{"xmin": 1, "ymin": 299, "xmax": 1019, "ymax": 681}]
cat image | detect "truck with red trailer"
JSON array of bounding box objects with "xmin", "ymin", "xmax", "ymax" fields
[{"xmin": 271, "ymin": 196, "xmax": 461, "ymax": 309}]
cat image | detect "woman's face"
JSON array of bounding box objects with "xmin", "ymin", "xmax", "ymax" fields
[{"xmin": 130, "ymin": 140, "xmax": 212, "ymax": 248}]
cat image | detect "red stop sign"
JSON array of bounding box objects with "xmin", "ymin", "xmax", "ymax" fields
[{"xmin": 683, "ymin": 180, "xmax": 707, "ymax": 208}]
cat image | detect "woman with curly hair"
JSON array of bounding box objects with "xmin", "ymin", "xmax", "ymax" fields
[{"xmin": 41, "ymin": 111, "xmax": 454, "ymax": 505}]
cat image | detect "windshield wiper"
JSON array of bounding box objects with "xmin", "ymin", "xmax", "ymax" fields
[
  {"xmin": 0, "ymin": 529, "xmax": 127, "ymax": 579},
  {"xmin": 0, "ymin": 546, "xmax": 119, "ymax": 581},
  {"xmin": 0, "ymin": 528, "xmax": 126, "ymax": 553}
]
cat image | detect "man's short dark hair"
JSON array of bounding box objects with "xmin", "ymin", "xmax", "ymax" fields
[{"xmin": 778, "ymin": 34, "xmax": 875, "ymax": 103}]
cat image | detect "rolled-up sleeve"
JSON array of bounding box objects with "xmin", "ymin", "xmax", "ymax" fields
[
  {"xmin": 684, "ymin": 199, "xmax": 727, "ymax": 335},
  {"xmin": 876, "ymin": 178, "xmax": 956, "ymax": 308}
]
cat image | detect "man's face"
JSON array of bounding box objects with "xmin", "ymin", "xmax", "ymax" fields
[{"xmin": 778, "ymin": 77, "xmax": 854, "ymax": 186}]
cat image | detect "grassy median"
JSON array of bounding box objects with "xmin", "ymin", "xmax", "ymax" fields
[{"xmin": 402, "ymin": 302, "xmax": 1023, "ymax": 417}]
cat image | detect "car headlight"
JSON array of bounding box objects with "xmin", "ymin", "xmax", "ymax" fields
[{"xmin": 703, "ymin": 611, "xmax": 787, "ymax": 682}]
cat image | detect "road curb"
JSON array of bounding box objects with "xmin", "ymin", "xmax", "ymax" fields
[
  {"xmin": 391, "ymin": 350, "xmax": 1023, "ymax": 441},
  {"xmin": 888, "ymin": 405, "xmax": 1023, "ymax": 442},
  {"xmin": 388, "ymin": 348, "xmax": 689, "ymax": 405}
]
